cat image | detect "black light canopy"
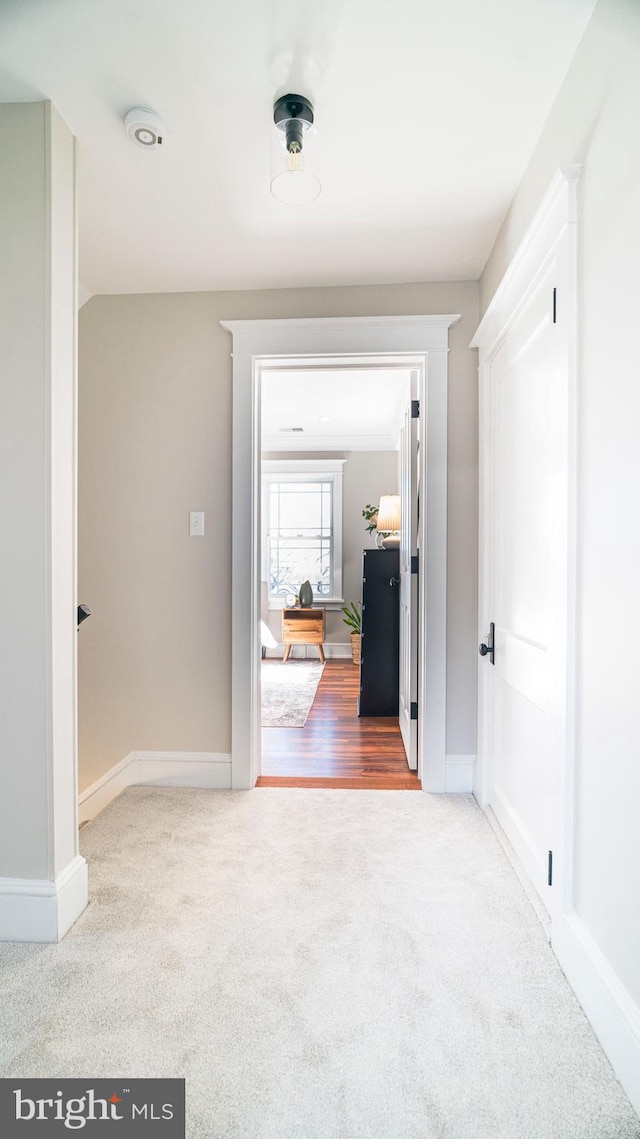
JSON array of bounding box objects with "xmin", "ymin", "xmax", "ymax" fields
[{"xmin": 273, "ymin": 93, "xmax": 315, "ymax": 155}]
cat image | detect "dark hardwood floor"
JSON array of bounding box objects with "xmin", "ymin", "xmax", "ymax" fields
[{"xmin": 258, "ymin": 659, "xmax": 421, "ymax": 790}]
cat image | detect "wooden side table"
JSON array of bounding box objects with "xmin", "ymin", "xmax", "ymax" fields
[{"xmin": 282, "ymin": 607, "xmax": 326, "ymax": 663}]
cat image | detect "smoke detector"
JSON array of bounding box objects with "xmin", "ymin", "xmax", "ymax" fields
[{"xmin": 124, "ymin": 108, "xmax": 165, "ymax": 149}]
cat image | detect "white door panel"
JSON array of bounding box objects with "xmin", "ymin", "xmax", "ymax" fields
[
  {"xmin": 399, "ymin": 394, "xmax": 418, "ymax": 769},
  {"xmin": 486, "ymin": 254, "xmax": 568, "ymax": 917},
  {"xmin": 499, "ymin": 632, "xmax": 549, "ymax": 712}
]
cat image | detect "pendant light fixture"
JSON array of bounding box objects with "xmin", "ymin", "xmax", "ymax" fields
[{"xmin": 270, "ymin": 93, "xmax": 321, "ymax": 205}]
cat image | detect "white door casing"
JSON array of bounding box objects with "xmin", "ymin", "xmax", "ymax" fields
[
  {"xmin": 473, "ymin": 167, "xmax": 580, "ymax": 939},
  {"xmin": 221, "ymin": 317, "xmax": 459, "ymax": 792},
  {"xmin": 398, "ymin": 390, "xmax": 419, "ymax": 769}
]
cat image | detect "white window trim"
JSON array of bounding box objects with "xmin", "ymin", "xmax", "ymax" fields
[{"xmin": 261, "ymin": 459, "xmax": 345, "ymax": 607}]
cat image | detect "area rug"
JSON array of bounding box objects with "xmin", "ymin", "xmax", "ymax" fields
[{"xmin": 261, "ymin": 659, "xmax": 324, "ymax": 727}]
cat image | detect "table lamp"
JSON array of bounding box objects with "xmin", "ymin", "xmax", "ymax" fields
[{"xmin": 376, "ymin": 495, "xmax": 401, "ymax": 549}]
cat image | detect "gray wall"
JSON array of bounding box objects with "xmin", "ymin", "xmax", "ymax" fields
[
  {"xmin": 78, "ymin": 280, "xmax": 478, "ymax": 791},
  {"xmin": 480, "ymin": 0, "xmax": 640, "ymax": 1013},
  {"xmin": 0, "ymin": 103, "xmax": 79, "ymax": 886},
  {"xmin": 261, "ymin": 450, "xmax": 399, "ymax": 648}
]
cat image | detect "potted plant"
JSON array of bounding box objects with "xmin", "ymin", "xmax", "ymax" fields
[
  {"xmin": 341, "ymin": 601, "xmax": 362, "ymax": 665},
  {"xmin": 362, "ymin": 503, "xmax": 389, "ymax": 547}
]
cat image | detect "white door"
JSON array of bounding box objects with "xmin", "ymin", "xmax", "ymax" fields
[
  {"xmin": 399, "ymin": 396, "xmax": 419, "ymax": 769},
  {"xmin": 483, "ymin": 254, "xmax": 569, "ymax": 919}
]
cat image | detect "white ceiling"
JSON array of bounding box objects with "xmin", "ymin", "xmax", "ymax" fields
[
  {"xmin": 0, "ymin": 0, "xmax": 596, "ymax": 297},
  {"xmin": 262, "ymin": 368, "xmax": 411, "ymax": 451}
]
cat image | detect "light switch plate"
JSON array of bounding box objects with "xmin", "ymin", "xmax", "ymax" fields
[{"xmin": 189, "ymin": 511, "xmax": 205, "ymax": 536}]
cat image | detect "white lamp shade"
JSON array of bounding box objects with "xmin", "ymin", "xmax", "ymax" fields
[{"xmin": 376, "ymin": 495, "xmax": 401, "ymax": 532}]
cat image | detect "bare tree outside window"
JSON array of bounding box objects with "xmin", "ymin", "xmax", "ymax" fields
[{"xmin": 267, "ymin": 480, "xmax": 333, "ymax": 599}]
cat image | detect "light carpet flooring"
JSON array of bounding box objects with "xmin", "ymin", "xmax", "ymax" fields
[{"xmin": 1, "ymin": 787, "xmax": 638, "ymax": 1139}]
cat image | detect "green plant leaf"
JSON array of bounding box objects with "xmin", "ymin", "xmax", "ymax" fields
[
  {"xmin": 340, "ymin": 601, "xmax": 362, "ymax": 633},
  {"xmin": 362, "ymin": 503, "xmax": 379, "ymax": 534}
]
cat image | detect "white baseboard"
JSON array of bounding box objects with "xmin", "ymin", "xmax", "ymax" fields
[
  {"xmin": 79, "ymin": 751, "xmax": 232, "ymax": 823},
  {"xmin": 323, "ymin": 643, "xmax": 353, "ymax": 659},
  {"xmin": 56, "ymin": 856, "xmax": 90, "ymax": 940},
  {"xmin": 558, "ymin": 911, "xmax": 640, "ymax": 1118},
  {"xmin": 134, "ymin": 751, "xmax": 232, "ymax": 790},
  {"xmin": 264, "ymin": 642, "xmax": 353, "ymax": 660},
  {"xmin": 0, "ymin": 855, "xmax": 88, "ymax": 943},
  {"xmin": 78, "ymin": 752, "xmax": 136, "ymax": 823},
  {"xmin": 483, "ymin": 800, "xmax": 640, "ymax": 1116},
  {"xmin": 445, "ymin": 754, "xmax": 476, "ymax": 793}
]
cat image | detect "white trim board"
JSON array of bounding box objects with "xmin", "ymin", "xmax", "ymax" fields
[
  {"xmin": 558, "ymin": 913, "xmax": 640, "ymax": 1118},
  {"xmin": 78, "ymin": 751, "xmax": 232, "ymax": 824},
  {"xmin": 267, "ymin": 598, "xmax": 346, "ymax": 611},
  {"xmin": 78, "ymin": 753, "xmax": 135, "ymax": 823},
  {"xmin": 263, "ymin": 643, "xmax": 352, "ymax": 660},
  {"xmin": 0, "ymin": 855, "xmax": 88, "ymax": 943},
  {"xmin": 445, "ymin": 755, "xmax": 476, "ymax": 794},
  {"xmin": 222, "ymin": 316, "xmax": 460, "ymax": 793},
  {"xmin": 482, "ymin": 810, "xmax": 640, "ymax": 1118},
  {"xmin": 472, "ymin": 166, "xmax": 581, "ymax": 353}
]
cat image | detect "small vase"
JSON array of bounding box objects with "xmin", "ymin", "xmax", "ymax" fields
[
  {"xmin": 350, "ymin": 632, "xmax": 362, "ymax": 665},
  {"xmin": 299, "ymin": 580, "xmax": 313, "ymax": 608}
]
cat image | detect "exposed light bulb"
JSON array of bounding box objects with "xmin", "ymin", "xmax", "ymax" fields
[
  {"xmin": 271, "ymin": 93, "xmax": 322, "ymax": 205},
  {"xmin": 271, "ymin": 143, "xmax": 321, "ymax": 205},
  {"xmin": 288, "ymin": 146, "xmax": 302, "ymax": 172}
]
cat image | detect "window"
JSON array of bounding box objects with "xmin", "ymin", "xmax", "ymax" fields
[{"xmin": 262, "ymin": 460, "xmax": 344, "ymax": 606}]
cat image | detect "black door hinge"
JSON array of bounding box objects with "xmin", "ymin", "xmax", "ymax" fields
[
  {"xmin": 552, "ymin": 287, "xmax": 557, "ymax": 324},
  {"xmin": 410, "ymin": 702, "xmax": 418, "ymax": 721},
  {"xmin": 548, "ymin": 851, "xmax": 553, "ymax": 886},
  {"xmin": 411, "ymin": 399, "xmax": 420, "ymax": 419},
  {"xmin": 411, "ymin": 554, "xmax": 419, "ymax": 574}
]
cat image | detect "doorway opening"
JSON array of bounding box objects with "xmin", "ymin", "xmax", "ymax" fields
[
  {"xmin": 258, "ymin": 363, "xmax": 420, "ymax": 788},
  {"xmin": 223, "ymin": 315, "xmax": 459, "ymax": 792}
]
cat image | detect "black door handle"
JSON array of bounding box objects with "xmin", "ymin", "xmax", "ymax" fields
[
  {"xmin": 77, "ymin": 604, "xmax": 91, "ymax": 629},
  {"xmin": 479, "ymin": 621, "xmax": 495, "ymax": 665}
]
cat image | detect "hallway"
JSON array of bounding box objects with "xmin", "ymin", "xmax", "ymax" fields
[{"xmin": 1, "ymin": 786, "xmax": 636, "ymax": 1138}]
